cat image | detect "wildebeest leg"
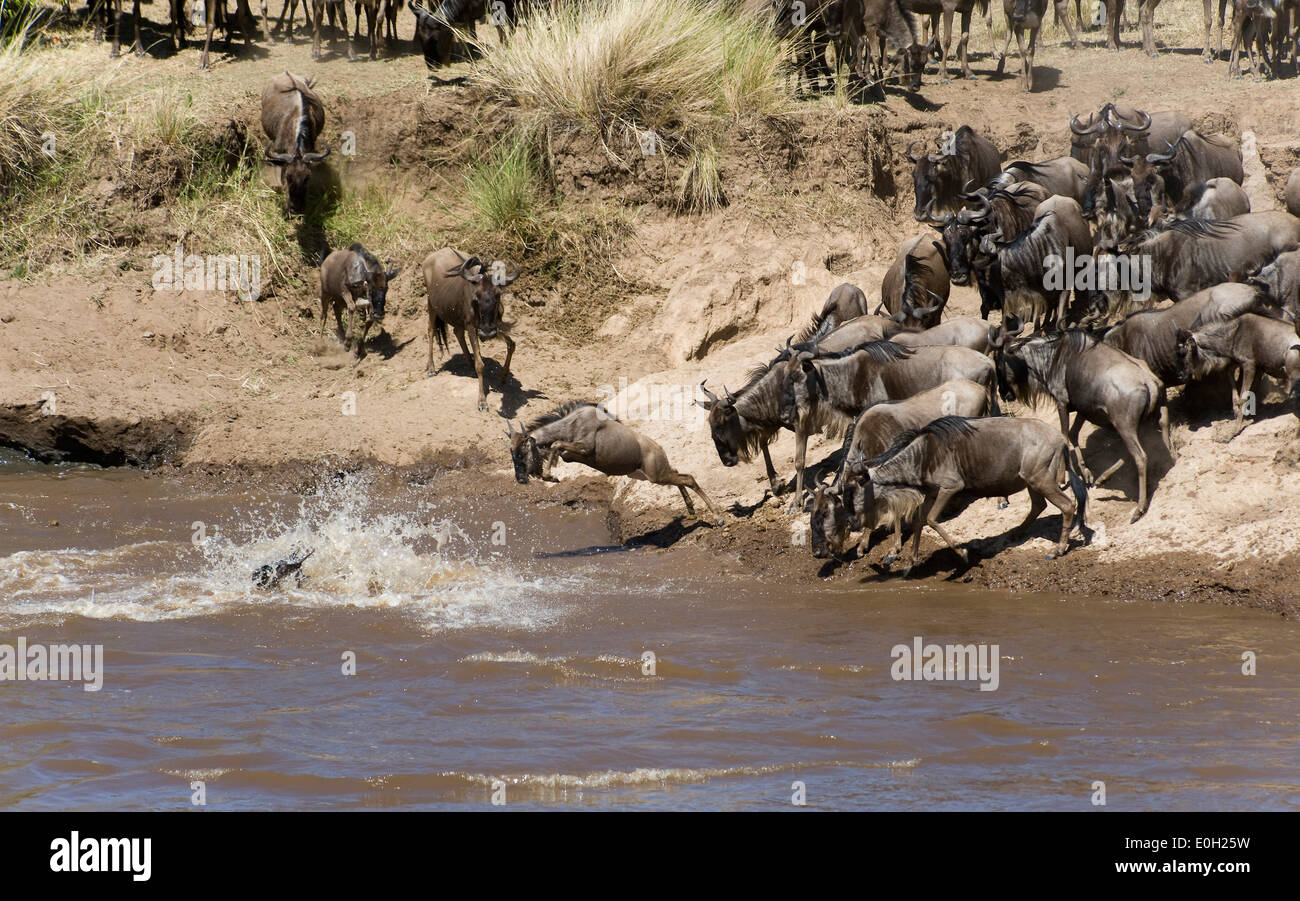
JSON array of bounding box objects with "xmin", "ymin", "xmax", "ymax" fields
[
  {"xmin": 469, "ymin": 330, "xmax": 488, "ymax": 412},
  {"xmin": 500, "ymin": 333, "xmax": 515, "ymax": 384},
  {"xmin": 1023, "ymin": 27, "xmax": 1039, "ymax": 92},
  {"xmin": 1026, "ymin": 464, "xmax": 1078, "ymax": 558},
  {"xmin": 312, "ymin": 0, "xmax": 324, "ymax": 58},
  {"xmin": 1055, "ymin": 0, "xmax": 1081, "ymax": 48},
  {"xmin": 957, "ymin": 9, "xmax": 973, "ymax": 79},
  {"xmin": 424, "ymin": 305, "xmax": 437, "ymax": 374},
  {"xmin": 1158, "ymin": 396, "xmax": 1175, "ymax": 463},
  {"xmin": 366, "ymin": 0, "xmax": 378, "ymax": 58},
  {"xmin": 1226, "ymin": 361, "xmax": 1253, "ymax": 440},
  {"xmin": 787, "ymin": 423, "xmax": 811, "ymax": 514},
  {"xmin": 1139, "ymin": 0, "xmax": 1162, "ymax": 56},
  {"xmin": 1012, "ymin": 491, "xmax": 1047, "ymax": 536},
  {"xmin": 355, "ymin": 318, "xmax": 373, "ymax": 358},
  {"xmin": 655, "ymin": 469, "xmax": 722, "ymax": 521},
  {"xmin": 201, "ymin": 0, "xmax": 219, "ymax": 67},
  {"xmin": 454, "ymin": 325, "xmax": 472, "ymax": 361},
  {"xmin": 938, "ymin": 10, "xmax": 953, "ymax": 82},
  {"xmin": 995, "ymin": 26, "xmax": 1014, "ymax": 74},
  {"xmin": 918, "ymin": 488, "xmax": 969, "ymax": 566},
  {"xmin": 1115, "ymin": 420, "xmax": 1149, "ymax": 521},
  {"xmin": 129, "ymin": 0, "xmax": 144, "ymax": 54},
  {"xmin": 760, "ymin": 443, "xmax": 782, "ymax": 496},
  {"xmin": 875, "ymin": 516, "xmax": 908, "ymax": 564},
  {"xmin": 110, "ymin": 0, "xmax": 123, "ymax": 57},
  {"xmin": 1201, "ymin": 0, "xmax": 1215, "ymax": 59}
]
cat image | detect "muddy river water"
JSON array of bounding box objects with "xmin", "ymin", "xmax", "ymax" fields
[{"xmin": 2, "ymin": 450, "xmax": 1297, "ymax": 810}]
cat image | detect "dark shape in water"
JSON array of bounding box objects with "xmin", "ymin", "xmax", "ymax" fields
[{"xmin": 252, "ymin": 548, "xmax": 314, "ymax": 590}]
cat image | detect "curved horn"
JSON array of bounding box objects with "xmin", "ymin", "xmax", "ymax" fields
[
  {"xmin": 1146, "ymin": 148, "xmax": 1176, "ymax": 164},
  {"xmin": 264, "ymin": 143, "xmax": 294, "ymax": 165},
  {"xmin": 499, "ymin": 260, "xmax": 520, "ymax": 285},
  {"xmin": 1070, "ymin": 113, "xmax": 1107, "ymax": 137},
  {"xmin": 302, "ymin": 142, "xmax": 331, "ymax": 163},
  {"xmin": 723, "ymin": 386, "xmax": 736, "ymax": 403},
  {"xmin": 699, "ymin": 381, "xmax": 719, "ymax": 404},
  {"xmin": 987, "ymin": 324, "xmax": 1004, "ymax": 350},
  {"xmin": 1004, "ymin": 313, "xmax": 1025, "ymax": 338},
  {"xmin": 907, "ymin": 141, "xmax": 925, "ymax": 162}
]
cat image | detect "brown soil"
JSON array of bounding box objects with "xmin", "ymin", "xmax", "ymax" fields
[{"xmin": 4, "ymin": 20, "xmax": 1300, "ymax": 613}]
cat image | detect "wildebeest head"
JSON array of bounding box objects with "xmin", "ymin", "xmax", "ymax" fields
[
  {"xmin": 347, "ymin": 246, "xmax": 402, "ymax": 323},
  {"xmin": 411, "ymin": 1, "xmax": 454, "ymax": 68},
  {"xmin": 809, "ymin": 483, "xmax": 851, "ymax": 559},
  {"xmin": 1092, "ymin": 174, "xmax": 1142, "ymax": 250},
  {"xmin": 987, "ymin": 315, "xmax": 1027, "ymax": 403},
  {"xmin": 1174, "ymin": 326, "xmax": 1230, "ymax": 384},
  {"xmin": 910, "ymin": 139, "xmax": 968, "ymax": 223},
  {"xmin": 933, "ymin": 195, "xmax": 991, "ymax": 285},
  {"xmin": 266, "ymin": 142, "xmax": 330, "ymax": 215},
  {"xmin": 507, "ymin": 421, "xmax": 541, "ymax": 484},
  {"xmin": 446, "ymin": 254, "xmax": 519, "ymax": 340},
  {"xmin": 699, "ymin": 382, "xmax": 745, "ymax": 467},
  {"xmin": 779, "ymin": 352, "xmax": 826, "ymax": 427},
  {"xmin": 1248, "ymin": 246, "xmax": 1300, "ymax": 314}
]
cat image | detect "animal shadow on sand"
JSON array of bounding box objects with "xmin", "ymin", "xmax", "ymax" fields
[{"xmin": 432, "ymin": 354, "xmax": 546, "ymax": 418}]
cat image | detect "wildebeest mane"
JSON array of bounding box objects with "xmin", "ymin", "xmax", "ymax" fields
[
  {"xmin": 526, "ymin": 400, "xmax": 613, "ymax": 431},
  {"xmin": 865, "ymin": 415, "xmax": 980, "ymax": 482},
  {"xmin": 1144, "ymin": 217, "xmax": 1240, "ymax": 241},
  {"xmin": 794, "ymin": 308, "xmax": 839, "ymax": 346},
  {"xmin": 1008, "ymin": 329, "xmax": 1098, "ymax": 407},
  {"xmin": 827, "ymin": 339, "xmax": 913, "ymax": 363}
]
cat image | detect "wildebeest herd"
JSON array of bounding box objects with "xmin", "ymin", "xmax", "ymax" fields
[
  {"xmin": 89, "ymin": 0, "xmax": 1300, "ymax": 91},
  {"xmin": 240, "ymin": 33, "xmax": 1300, "ymax": 579}
]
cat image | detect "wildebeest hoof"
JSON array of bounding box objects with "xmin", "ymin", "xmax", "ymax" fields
[
  {"xmin": 997, "ymin": 500, "xmax": 1008, "ymax": 510},
  {"xmin": 1044, "ymin": 550, "xmax": 1060, "ymax": 560},
  {"xmin": 956, "ymin": 549, "xmax": 969, "ymax": 563},
  {"xmin": 881, "ymin": 553, "xmax": 896, "ymax": 568}
]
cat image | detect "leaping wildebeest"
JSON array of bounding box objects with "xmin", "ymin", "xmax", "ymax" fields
[
  {"xmin": 261, "ymin": 72, "xmax": 331, "ymax": 215},
  {"xmin": 825, "ymin": 416, "xmax": 1088, "ymax": 574},
  {"xmin": 1177, "ymin": 314, "xmax": 1300, "ymax": 440},
  {"xmin": 508, "ymin": 402, "xmax": 724, "ymax": 523},
  {"xmin": 910, "ymin": 125, "xmax": 1002, "ymax": 222},
  {"xmin": 319, "ymin": 243, "xmax": 402, "ymax": 358},
  {"xmin": 990, "ymin": 320, "xmax": 1172, "ymax": 522},
  {"xmin": 422, "ymin": 248, "xmax": 519, "ymax": 412}
]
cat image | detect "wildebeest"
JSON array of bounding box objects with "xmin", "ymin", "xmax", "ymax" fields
[
  {"xmin": 1227, "ymin": 0, "xmax": 1274, "ymax": 77},
  {"xmin": 828, "ymin": 416, "xmax": 1088, "ymax": 573},
  {"xmin": 910, "ymin": 125, "xmax": 1002, "ymax": 222},
  {"xmin": 993, "ymin": 157, "xmax": 1089, "ymax": 206},
  {"xmin": 252, "ymin": 548, "xmax": 314, "ymax": 590},
  {"xmin": 201, "ymin": 0, "xmax": 263, "ymax": 68},
  {"xmin": 1249, "ymin": 247, "xmax": 1300, "ymax": 317},
  {"xmin": 778, "ymin": 340, "xmax": 1000, "ymax": 507},
  {"xmin": 807, "ymin": 283, "xmax": 870, "ymax": 335},
  {"xmin": 411, "ymin": 0, "xmax": 486, "ymax": 68},
  {"xmin": 1117, "ymin": 212, "xmax": 1300, "ymax": 301},
  {"xmin": 699, "ymin": 364, "xmax": 791, "ymax": 496},
  {"xmin": 978, "ymin": 196, "xmax": 1094, "ymax": 329},
  {"xmin": 351, "ymin": 0, "xmax": 384, "ymax": 58},
  {"xmin": 313, "ymin": 0, "xmax": 357, "ymax": 60},
  {"xmin": 275, "ymin": 0, "xmax": 315, "ymax": 41},
  {"xmin": 1138, "ymin": 131, "xmax": 1244, "ymax": 221},
  {"xmin": 1069, "ymin": 104, "xmax": 1192, "ymax": 165},
  {"xmin": 423, "ymin": 249, "xmax": 519, "ymax": 411},
  {"xmin": 879, "ymin": 238, "xmax": 951, "ymax": 327},
  {"xmin": 1177, "ymin": 314, "xmax": 1300, "ymax": 439},
  {"xmin": 902, "ymin": 0, "xmax": 989, "ymax": 81},
  {"xmin": 807, "ymin": 379, "xmax": 990, "ymax": 558},
  {"xmin": 261, "ymin": 72, "xmax": 331, "ymax": 215},
  {"xmin": 1100, "ymin": 282, "xmax": 1272, "ymax": 385},
  {"xmin": 319, "ymin": 243, "xmax": 402, "ymax": 358},
  {"xmin": 990, "ymin": 321, "xmax": 1171, "ymax": 521},
  {"xmin": 995, "ymin": 0, "xmax": 1078, "ymax": 92},
  {"xmin": 885, "ymin": 314, "xmax": 995, "ymax": 353},
  {"xmin": 508, "ymin": 402, "xmax": 723, "ymax": 522},
  {"xmin": 1177, "ymin": 177, "xmax": 1251, "ymax": 222},
  {"xmin": 1286, "ymin": 168, "xmax": 1300, "ymax": 218},
  {"xmin": 773, "ymin": 0, "xmax": 845, "ymax": 95},
  {"xmin": 847, "ymin": 0, "xmax": 928, "ymax": 95}
]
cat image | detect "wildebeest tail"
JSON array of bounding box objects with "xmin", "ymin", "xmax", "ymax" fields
[{"xmin": 317, "ymin": 244, "xmax": 330, "ymax": 268}]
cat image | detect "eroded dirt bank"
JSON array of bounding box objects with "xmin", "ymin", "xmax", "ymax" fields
[{"xmin": 4, "ymin": 29, "xmax": 1300, "ymax": 613}]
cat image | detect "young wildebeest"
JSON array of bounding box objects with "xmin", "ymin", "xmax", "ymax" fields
[
  {"xmin": 910, "ymin": 125, "xmax": 1002, "ymax": 223},
  {"xmin": 809, "ymin": 283, "xmax": 871, "ymax": 335},
  {"xmin": 1118, "ymin": 212, "xmax": 1300, "ymax": 302},
  {"xmin": 879, "ymin": 239, "xmax": 951, "ymax": 328},
  {"xmin": 1177, "ymin": 314, "xmax": 1300, "ymax": 440},
  {"xmin": 319, "ymin": 244, "xmax": 402, "ymax": 358},
  {"xmin": 842, "ymin": 0, "xmax": 927, "ymax": 98},
  {"xmin": 830, "ymin": 417, "xmax": 1088, "ymax": 575},
  {"xmin": 778, "ymin": 340, "xmax": 1000, "ymax": 509},
  {"xmin": 422, "ymin": 248, "xmax": 519, "ymax": 412},
  {"xmin": 261, "ymin": 72, "xmax": 330, "ymax": 216},
  {"xmin": 807, "ymin": 379, "xmax": 990, "ymax": 560},
  {"xmin": 508, "ymin": 402, "xmax": 723, "ymax": 523},
  {"xmin": 991, "ymin": 321, "xmax": 1171, "ymax": 522}
]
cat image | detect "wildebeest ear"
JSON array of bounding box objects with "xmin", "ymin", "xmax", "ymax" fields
[{"xmin": 386, "ymin": 265, "xmax": 403, "ymax": 281}]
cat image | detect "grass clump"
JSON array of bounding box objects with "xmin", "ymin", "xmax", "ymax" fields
[{"xmin": 471, "ymin": 0, "xmax": 788, "ymax": 212}]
